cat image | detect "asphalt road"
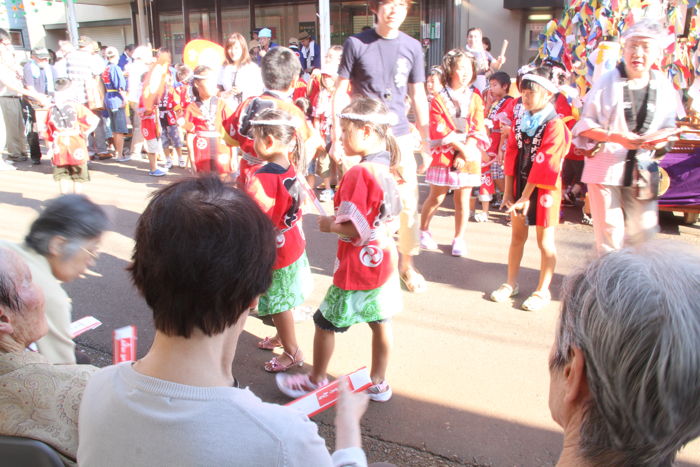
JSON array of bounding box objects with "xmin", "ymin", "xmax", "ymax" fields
[{"xmin": 2, "ymin": 156, "xmax": 699, "ymax": 466}]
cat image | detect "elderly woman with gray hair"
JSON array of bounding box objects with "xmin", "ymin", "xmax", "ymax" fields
[
  {"xmin": 572, "ymin": 19, "xmax": 679, "ymax": 254},
  {"xmin": 0, "ymin": 247, "xmax": 97, "ymax": 466},
  {"xmin": 549, "ymin": 240, "xmax": 700, "ymax": 466},
  {"xmin": 0, "ymin": 194, "xmax": 108, "ymax": 364}
]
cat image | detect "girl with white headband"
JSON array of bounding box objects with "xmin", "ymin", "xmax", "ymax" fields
[
  {"xmin": 420, "ymin": 49, "xmax": 490, "ymax": 258},
  {"xmin": 244, "ymin": 107, "xmax": 312, "ymax": 373},
  {"xmin": 277, "ymin": 97, "xmax": 402, "ymax": 403},
  {"xmin": 490, "ymin": 66, "xmax": 571, "ymax": 311}
]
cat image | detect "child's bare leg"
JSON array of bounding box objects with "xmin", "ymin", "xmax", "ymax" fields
[
  {"xmin": 310, "ymin": 326, "xmax": 335, "ymax": 384},
  {"xmin": 271, "ymin": 310, "xmax": 302, "ymax": 365},
  {"xmin": 368, "ymin": 321, "xmax": 392, "ymax": 384},
  {"xmin": 453, "ymin": 187, "xmax": 470, "ymax": 239},
  {"xmin": 58, "ymin": 179, "xmax": 72, "ymax": 194},
  {"xmin": 420, "ymin": 185, "xmax": 448, "ymax": 231},
  {"xmin": 113, "ymin": 133, "xmax": 124, "ymax": 158},
  {"xmin": 535, "ymin": 225, "xmax": 557, "ymax": 294},
  {"xmin": 507, "ymin": 214, "xmax": 528, "ymax": 286},
  {"xmin": 73, "ymin": 181, "xmax": 83, "ymax": 194},
  {"xmin": 481, "ymin": 200, "xmax": 490, "ymax": 215},
  {"xmin": 147, "ymin": 153, "xmax": 157, "ymax": 172}
]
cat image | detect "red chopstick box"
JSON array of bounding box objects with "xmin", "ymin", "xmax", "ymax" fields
[
  {"xmin": 113, "ymin": 325, "xmax": 137, "ymax": 364},
  {"xmin": 285, "ymin": 367, "xmax": 372, "ymax": 417}
]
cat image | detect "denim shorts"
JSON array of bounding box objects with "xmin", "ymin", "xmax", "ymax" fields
[{"xmin": 109, "ymin": 107, "xmax": 128, "ymax": 134}]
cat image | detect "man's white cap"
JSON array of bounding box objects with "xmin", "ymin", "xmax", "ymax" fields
[{"xmin": 258, "ymin": 28, "xmax": 272, "ymax": 38}]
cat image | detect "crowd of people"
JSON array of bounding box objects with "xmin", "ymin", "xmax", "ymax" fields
[{"xmin": 0, "ymin": 0, "xmax": 698, "ymax": 465}]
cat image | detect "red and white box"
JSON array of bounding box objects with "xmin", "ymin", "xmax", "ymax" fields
[
  {"xmin": 113, "ymin": 325, "xmax": 137, "ymax": 364},
  {"xmin": 286, "ymin": 367, "xmax": 372, "ymax": 418},
  {"xmin": 70, "ymin": 316, "xmax": 102, "ymax": 338}
]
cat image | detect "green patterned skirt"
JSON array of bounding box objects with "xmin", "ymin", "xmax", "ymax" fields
[
  {"xmin": 318, "ymin": 275, "xmax": 402, "ymax": 328},
  {"xmin": 258, "ymin": 252, "xmax": 313, "ymax": 316}
]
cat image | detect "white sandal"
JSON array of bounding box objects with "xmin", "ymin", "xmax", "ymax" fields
[{"xmin": 490, "ymin": 283, "xmax": 519, "ymax": 303}]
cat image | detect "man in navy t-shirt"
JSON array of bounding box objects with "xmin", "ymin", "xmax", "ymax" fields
[{"xmin": 332, "ymin": 0, "xmax": 429, "ymax": 293}]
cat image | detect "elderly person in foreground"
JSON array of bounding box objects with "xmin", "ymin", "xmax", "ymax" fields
[
  {"xmin": 78, "ymin": 176, "xmax": 369, "ymax": 467},
  {"xmin": 549, "ymin": 240, "xmax": 700, "ymax": 466},
  {"xmin": 0, "ymin": 194, "xmax": 108, "ymax": 364},
  {"xmin": 0, "ymin": 247, "xmax": 97, "ymax": 466},
  {"xmin": 572, "ymin": 19, "xmax": 678, "ymax": 254}
]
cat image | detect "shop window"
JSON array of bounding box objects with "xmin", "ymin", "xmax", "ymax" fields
[
  {"xmin": 329, "ymin": 0, "xmax": 421, "ymax": 45},
  {"xmin": 160, "ymin": 12, "xmax": 186, "ymax": 64},
  {"xmin": 222, "ymin": 7, "xmax": 251, "ymax": 39},
  {"xmin": 255, "ymin": 3, "xmax": 317, "ymax": 46}
]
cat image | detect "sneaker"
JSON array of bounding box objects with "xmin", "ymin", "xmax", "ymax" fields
[
  {"xmin": 451, "ymin": 238, "xmax": 466, "ymax": 257},
  {"xmin": 275, "ymin": 373, "xmax": 328, "ymax": 398},
  {"xmin": 474, "ymin": 212, "xmax": 488, "ymax": 223},
  {"xmin": 319, "ymin": 188, "xmax": 334, "ymax": 202},
  {"xmin": 8, "ymin": 154, "xmax": 28, "ymax": 162},
  {"xmin": 562, "ymin": 190, "xmax": 577, "ymax": 207},
  {"xmin": 115, "ymin": 155, "xmax": 132, "ymax": 162},
  {"xmin": 148, "ymin": 169, "xmax": 167, "ymax": 177},
  {"xmin": 367, "ymin": 381, "xmax": 393, "ymax": 402},
  {"xmin": 179, "ymin": 157, "xmax": 187, "ymax": 168},
  {"xmin": 420, "ymin": 230, "xmax": 438, "ymax": 250},
  {"xmin": 165, "ymin": 158, "xmax": 173, "ymax": 169}
]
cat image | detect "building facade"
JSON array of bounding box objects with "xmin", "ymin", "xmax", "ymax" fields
[{"xmin": 19, "ymin": 0, "xmax": 563, "ymax": 77}]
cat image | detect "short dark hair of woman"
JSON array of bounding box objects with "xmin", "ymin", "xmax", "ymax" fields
[
  {"xmin": 25, "ymin": 194, "xmax": 108, "ymax": 258},
  {"xmin": 129, "ymin": 176, "xmax": 277, "ymax": 338}
]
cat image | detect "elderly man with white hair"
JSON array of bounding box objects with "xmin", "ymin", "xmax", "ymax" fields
[
  {"xmin": 549, "ymin": 240, "xmax": 700, "ymax": 466},
  {"xmin": 0, "ymin": 247, "xmax": 97, "ymax": 466},
  {"xmin": 573, "ymin": 19, "xmax": 679, "ymax": 254}
]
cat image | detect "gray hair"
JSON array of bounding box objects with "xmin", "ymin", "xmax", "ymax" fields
[
  {"xmin": 0, "ymin": 248, "xmax": 22, "ymax": 313},
  {"xmin": 25, "ymin": 195, "xmax": 108, "ymax": 258},
  {"xmin": 552, "ymin": 241, "xmax": 700, "ymax": 466},
  {"xmin": 622, "ymin": 19, "xmax": 666, "ymax": 44}
]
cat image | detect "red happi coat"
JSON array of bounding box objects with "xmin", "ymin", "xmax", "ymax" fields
[
  {"xmin": 45, "ymin": 101, "xmax": 99, "ymax": 166},
  {"xmin": 332, "ymin": 154, "xmax": 401, "ymax": 291},
  {"xmin": 429, "ymin": 88, "xmax": 490, "ymax": 172},
  {"xmin": 485, "ymin": 95, "xmax": 513, "ymax": 155},
  {"xmin": 553, "ymin": 93, "xmax": 580, "ymax": 161},
  {"xmin": 139, "ymin": 94, "xmax": 159, "ymax": 141},
  {"xmin": 183, "ymin": 97, "xmax": 235, "ymax": 174},
  {"xmin": 504, "ymin": 114, "xmax": 571, "ymax": 227},
  {"xmin": 223, "ymin": 93, "xmax": 312, "ymax": 188},
  {"xmin": 158, "ymin": 87, "xmax": 179, "ymax": 126},
  {"xmin": 245, "ymin": 163, "xmax": 305, "ymax": 270}
]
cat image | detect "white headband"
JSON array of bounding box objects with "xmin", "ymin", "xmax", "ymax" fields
[
  {"xmin": 521, "ymin": 74, "xmax": 559, "ymax": 94},
  {"xmin": 249, "ymin": 119, "xmax": 296, "ymax": 127},
  {"xmin": 338, "ymin": 112, "xmax": 398, "ymax": 126}
]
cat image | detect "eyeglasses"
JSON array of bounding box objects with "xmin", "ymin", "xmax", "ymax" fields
[{"xmin": 81, "ymin": 247, "xmax": 100, "ymax": 259}]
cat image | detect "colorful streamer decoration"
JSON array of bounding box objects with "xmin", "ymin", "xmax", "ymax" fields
[{"xmin": 534, "ymin": 0, "xmax": 700, "ymax": 94}]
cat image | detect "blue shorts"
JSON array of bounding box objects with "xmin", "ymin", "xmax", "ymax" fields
[
  {"xmin": 109, "ymin": 108, "xmax": 128, "ymax": 134},
  {"xmin": 160, "ymin": 124, "xmax": 183, "ymax": 148}
]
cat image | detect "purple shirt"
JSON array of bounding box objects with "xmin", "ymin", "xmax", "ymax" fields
[{"xmin": 338, "ymin": 29, "xmax": 425, "ymax": 137}]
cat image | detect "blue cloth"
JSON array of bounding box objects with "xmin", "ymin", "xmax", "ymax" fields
[
  {"xmin": 301, "ymin": 41, "xmax": 321, "ymax": 71},
  {"xmin": 520, "ymin": 104, "xmax": 555, "ymax": 137},
  {"xmin": 117, "ymin": 53, "xmax": 131, "ymax": 71},
  {"xmin": 103, "ymin": 63, "xmax": 126, "ymax": 111}
]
